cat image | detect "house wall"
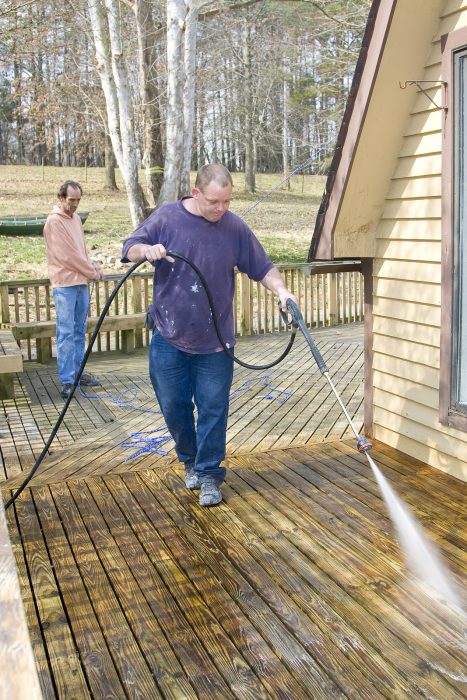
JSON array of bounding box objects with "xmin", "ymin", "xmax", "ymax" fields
[{"xmin": 372, "ymin": 0, "xmax": 467, "ymax": 481}]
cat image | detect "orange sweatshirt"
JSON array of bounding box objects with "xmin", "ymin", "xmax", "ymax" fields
[{"xmin": 43, "ymin": 205, "xmax": 99, "ymax": 288}]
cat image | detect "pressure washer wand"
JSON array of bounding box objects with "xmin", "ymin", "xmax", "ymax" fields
[{"xmin": 282, "ymin": 298, "xmax": 372, "ymax": 456}]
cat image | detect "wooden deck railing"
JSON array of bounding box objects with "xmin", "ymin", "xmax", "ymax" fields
[
  {"xmin": 0, "ymin": 262, "xmax": 363, "ymax": 361},
  {"xmin": 0, "ymin": 497, "xmax": 43, "ymax": 698}
]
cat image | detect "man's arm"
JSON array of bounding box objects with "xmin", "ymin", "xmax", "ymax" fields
[
  {"xmin": 260, "ymin": 267, "xmax": 297, "ymax": 310},
  {"xmin": 126, "ymin": 243, "xmax": 175, "ymax": 264}
]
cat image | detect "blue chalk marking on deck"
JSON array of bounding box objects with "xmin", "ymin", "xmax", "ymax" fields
[
  {"xmin": 229, "ymin": 374, "xmax": 292, "ymax": 404},
  {"xmin": 121, "ymin": 429, "xmax": 171, "ymax": 461},
  {"xmin": 78, "ymin": 384, "xmax": 163, "ymax": 414}
]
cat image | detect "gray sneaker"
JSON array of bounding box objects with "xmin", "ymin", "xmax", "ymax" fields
[
  {"xmin": 185, "ymin": 466, "xmax": 200, "ymax": 490},
  {"xmin": 199, "ymin": 477, "xmax": 222, "ymax": 507},
  {"xmin": 60, "ymin": 383, "xmax": 74, "ymax": 399}
]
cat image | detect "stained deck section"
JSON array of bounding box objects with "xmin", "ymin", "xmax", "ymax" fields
[{"xmin": 1, "ymin": 324, "xmax": 466, "ymax": 699}]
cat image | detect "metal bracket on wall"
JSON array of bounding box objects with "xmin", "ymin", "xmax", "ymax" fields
[{"xmin": 399, "ymin": 80, "xmax": 448, "ymax": 113}]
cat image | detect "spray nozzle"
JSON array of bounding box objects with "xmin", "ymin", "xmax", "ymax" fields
[{"xmin": 357, "ymin": 435, "xmax": 372, "ymax": 453}]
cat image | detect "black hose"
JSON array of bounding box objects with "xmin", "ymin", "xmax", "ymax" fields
[
  {"xmin": 169, "ymin": 251, "xmax": 297, "ymax": 370},
  {"xmin": 4, "ymin": 254, "xmax": 296, "ymax": 509}
]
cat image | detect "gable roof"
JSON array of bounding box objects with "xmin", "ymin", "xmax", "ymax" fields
[{"xmin": 308, "ymin": 0, "xmax": 444, "ymax": 261}]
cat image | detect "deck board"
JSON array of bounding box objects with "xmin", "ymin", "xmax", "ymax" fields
[{"xmin": 1, "ymin": 323, "xmax": 466, "ymax": 699}]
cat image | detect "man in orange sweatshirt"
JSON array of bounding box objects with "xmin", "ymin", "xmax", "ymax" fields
[{"xmin": 43, "ymin": 181, "xmax": 104, "ymax": 399}]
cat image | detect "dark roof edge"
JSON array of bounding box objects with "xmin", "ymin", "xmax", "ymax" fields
[{"xmin": 308, "ymin": 0, "xmax": 383, "ymax": 262}]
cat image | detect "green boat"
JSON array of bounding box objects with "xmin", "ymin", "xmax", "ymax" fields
[{"xmin": 0, "ymin": 211, "xmax": 89, "ymax": 235}]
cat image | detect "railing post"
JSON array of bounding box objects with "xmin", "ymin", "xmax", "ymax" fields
[
  {"xmin": 328, "ymin": 272, "xmax": 339, "ymax": 326},
  {"xmin": 239, "ymin": 273, "xmax": 252, "ymax": 336},
  {"xmin": 0, "ymin": 499, "xmax": 43, "ymax": 699},
  {"xmin": 131, "ymin": 276, "xmax": 143, "ymax": 349},
  {"xmin": 0, "ymin": 285, "xmax": 10, "ymax": 325}
]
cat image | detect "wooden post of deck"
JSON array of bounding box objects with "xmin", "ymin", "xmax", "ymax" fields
[
  {"xmin": 131, "ymin": 276, "xmax": 143, "ymax": 349},
  {"xmin": 0, "ymin": 284, "xmax": 10, "ymax": 325},
  {"xmin": 328, "ymin": 272, "xmax": 339, "ymax": 326},
  {"xmin": 239, "ymin": 273, "xmax": 252, "ymax": 336},
  {"xmin": 0, "ymin": 497, "xmax": 43, "ymax": 699}
]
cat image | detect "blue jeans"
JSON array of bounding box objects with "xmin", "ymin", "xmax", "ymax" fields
[
  {"xmin": 53, "ymin": 285, "xmax": 89, "ymax": 385},
  {"xmin": 149, "ymin": 330, "xmax": 234, "ymax": 483}
]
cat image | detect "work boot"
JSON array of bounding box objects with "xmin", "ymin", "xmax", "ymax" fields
[
  {"xmin": 79, "ymin": 373, "xmax": 100, "ymax": 387},
  {"xmin": 60, "ymin": 383, "xmax": 74, "ymax": 399},
  {"xmin": 199, "ymin": 477, "xmax": 222, "ymax": 507},
  {"xmin": 184, "ymin": 465, "xmax": 200, "ymax": 490}
]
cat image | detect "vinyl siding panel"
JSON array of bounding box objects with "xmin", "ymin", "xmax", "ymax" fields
[
  {"xmin": 373, "ymin": 316, "xmax": 440, "ymax": 347},
  {"xmin": 398, "ymin": 132, "xmax": 442, "ymax": 157},
  {"xmin": 375, "ymin": 427, "xmax": 467, "ymax": 481},
  {"xmin": 381, "ymin": 198, "xmax": 441, "ymax": 220},
  {"xmin": 373, "ymin": 354, "xmax": 440, "ymax": 389},
  {"xmin": 374, "ymin": 372, "xmax": 440, "ymax": 409},
  {"xmin": 393, "ymin": 154, "xmax": 441, "ymax": 178},
  {"xmin": 374, "ymin": 278, "xmax": 440, "ymax": 304},
  {"xmin": 387, "ymin": 176, "xmax": 441, "ymax": 200},
  {"xmin": 373, "ymin": 336, "xmax": 439, "ymax": 370},
  {"xmin": 377, "ymin": 219, "xmax": 441, "ymax": 239},
  {"xmin": 372, "ymin": 1, "xmax": 467, "ymax": 480},
  {"xmin": 374, "ymin": 259, "xmax": 441, "ymax": 283},
  {"xmin": 403, "ymin": 111, "xmax": 444, "ymax": 137},
  {"xmin": 373, "ymin": 405, "xmax": 467, "ymax": 480},
  {"xmin": 374, "ymin": 240, "xmax": 441, "ymax": 262}
]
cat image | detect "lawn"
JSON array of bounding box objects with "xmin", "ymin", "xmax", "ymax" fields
[{"xmin": 0, "ymin": 165, "xmax": 325, "ymax": 281}]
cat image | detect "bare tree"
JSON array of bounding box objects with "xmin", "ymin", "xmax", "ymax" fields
[
  {"xmin": 134, "ymin": 0, "xmax": 164, "ymax": 206},
  {"xmin": 157, "ymin": 0, "xmax": 186, "ymax": 203},
  {"xmin": 87, "ymin": 0, "xmax": 146, "ymax": 225},
  {"xmin": 181, "ymin": 0, "xmax": 200, "ymax": 195}
]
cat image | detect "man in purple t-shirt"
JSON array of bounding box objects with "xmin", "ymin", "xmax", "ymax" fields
[{"xmin": 122, "ymin": 164, "xmax": 296, "ymax": 506}]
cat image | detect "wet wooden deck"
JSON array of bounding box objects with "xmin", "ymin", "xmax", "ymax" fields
[{"xmin": 1, "ymin": 324, "xmax": 466, "ymax": 699}]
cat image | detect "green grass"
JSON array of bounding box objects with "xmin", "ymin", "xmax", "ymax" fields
[{"xmin": 0, "ymin": 165, "xmax": 325, "ymax": 280}]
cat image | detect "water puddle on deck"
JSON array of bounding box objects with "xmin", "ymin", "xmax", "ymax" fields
[{"xmin": 366, "ymin": 453, "xmax": 463, "ymax": 610}]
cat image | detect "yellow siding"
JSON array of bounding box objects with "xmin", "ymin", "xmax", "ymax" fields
[
  {"xmin": 375, "ymin": 240, "xmax": 441, "ymax": 262},
  {"xmin": 373, "ymin": 316, "xmax": 440, "ymax": 346},
  {"xmin": 374, "ymin": 372, "xmax": 440, "ymax": 409},
  {"xmin": 373, "ymin": 334, "xmax": 439, "ymax": 364},
  {"xmin": 387, "ymin": 176, "xmax": 441, "ymax": 200},
  {"xmin": 374, "ymin": 258, "xmax": 441, "ymax": 283},
  {"xmin": 373, "ymin": 354, "xmax": 439, "ymax": 389},
  {"xmin": 374, "ymin": 427, "xmax": 467, "ymax": 481},
  {"xmin": 398, "ymin": 132, "xmax": 442, "ymax": 157},
  {"xmin": 375, "ymin": 278, "xmax": 440, "ymax": 304},
  {"xmin": 381, "ymin": 198, "xmax": 441, "ymax": 220},
  {"xmin": 373, "ymin": 0, "xmax": 467, "ymax": 481},
  {"xmin": 393, "ymin": 154, "xmax": 441, "ymax": 178},
  {"xmin": 403, "ymin": 111, "xmax": 443, "ymax": 137}
]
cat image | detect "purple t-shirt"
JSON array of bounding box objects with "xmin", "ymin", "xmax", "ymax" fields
[{"xmin": 121, "ymin": 198, "xmax": 274, "ymax": 353}]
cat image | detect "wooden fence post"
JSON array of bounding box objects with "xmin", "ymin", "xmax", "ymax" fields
[
  {"xmin": 239, "ymin": 273, "xmax": 252, "ymax": 336},
  {"xmin": 0, "ymin": 285, "xmax": 10, "ymax": 325},
  {"xmin": 131, "ymin": 277, "xmax": 143, "ymax": 349},
  {"xmin": 328, "ymin": 272, "xmax": 339, "ymax": 326},
  {"xmin": 0, "ymin": 499, "xmax": 43, "ymax": 699}
]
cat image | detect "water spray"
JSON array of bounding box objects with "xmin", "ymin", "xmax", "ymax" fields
[{"xmin": 282, "ymin": 299, "xmax": 463, "ymax": 607}]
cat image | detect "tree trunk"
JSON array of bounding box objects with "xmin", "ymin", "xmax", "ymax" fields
[
  {"xmin": 135, "ymin": 0, "xmax": 164, "ymax": 207},
  {"xmin": 88, "ymin": 0, "xmax": 146, "ymax": 226},
  {"xmin": 242, "ymin": 20, "xmax": 255, "ymax": 193},
  {"xmin": 158, "ymin": 0, "xmax": 186, "ymax": 204},
  {"xmin": 104, "ymin": 131, "xmax": 118, "ymax": 190},
  {"xmin": 282, "ymin": 76, "xmax": 290, "ymax": 190},
  {"xmin": 180, "ymin": 0, "xmax": 199, "ymax": 195}
]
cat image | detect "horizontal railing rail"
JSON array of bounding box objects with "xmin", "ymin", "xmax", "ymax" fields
[{"xmin": 1, "ymin": 261, "xmax": 363, "ymax": 361}]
